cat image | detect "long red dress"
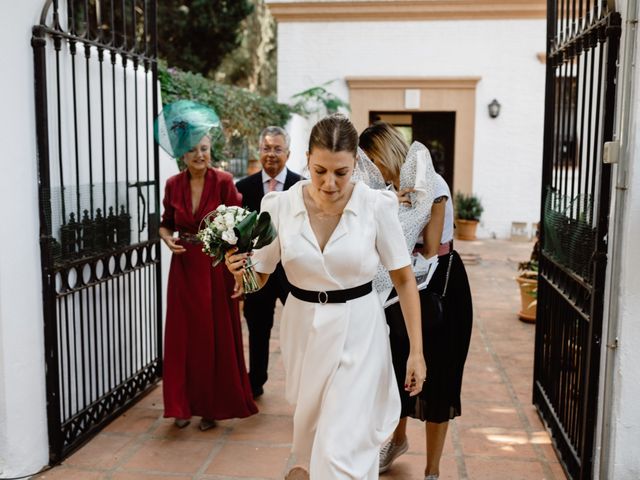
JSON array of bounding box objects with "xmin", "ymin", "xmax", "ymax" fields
[{"xmin": 161, "ymin": 168, "xmax": 257, "ymax": 420}]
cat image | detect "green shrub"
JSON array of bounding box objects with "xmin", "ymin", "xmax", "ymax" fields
[
  {"xmin": 454, "ymin": 192, "xmax": 484, "ymax": 221},
  {"xmin": 290, "ymin": 80, "xmax": 351, "ymax": 116},
  {"xmin": 159, "ymin": 63, "xmax": 293, "ymax": 171}
]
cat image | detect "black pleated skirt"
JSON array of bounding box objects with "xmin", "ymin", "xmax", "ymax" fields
[{"xmin": 385, "ymin": 250, "xmax": 473, "ymax": 423}]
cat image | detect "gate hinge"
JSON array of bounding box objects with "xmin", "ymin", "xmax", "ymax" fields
[{"xmin": 603, "ymin": 141, "xmax": 620, "ymax": 164}]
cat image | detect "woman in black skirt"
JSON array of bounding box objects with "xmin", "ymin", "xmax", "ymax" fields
[{"xmin": 359, "ymin": 122, "xmax": 473, "ymax": 480}]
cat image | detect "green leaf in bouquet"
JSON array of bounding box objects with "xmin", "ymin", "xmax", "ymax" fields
[
  {"xmin": 251, "ymin": 211, "xmax": 277, "ymax": 250},
  {"xmin": 233, "ymin": 210, "xmax": 258, "ymax": 252}
]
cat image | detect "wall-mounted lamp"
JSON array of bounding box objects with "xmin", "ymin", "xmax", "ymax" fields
[{"xmin": 488, "ymin": 99, "xmax": 501, "ymax": 118}]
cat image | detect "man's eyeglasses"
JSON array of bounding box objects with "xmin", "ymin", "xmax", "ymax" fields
[{"xmin": 260, "ymin": 146, "xmax": 287, "ymax": 155}]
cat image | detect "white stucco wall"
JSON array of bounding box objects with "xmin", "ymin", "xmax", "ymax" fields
[
  {"xmin": 0, "ymin": 2, "xmax": 177, "ymax": 476},
  {"xmin": 603, "ymin": 1, "xmax": 640, "ymax": 476},
  {"xmin": 0, "ymin": 0, "xmax": 51, "ymax": 476},
  {"xmin": 276, "ymin": 18, "xmax": 546, "ymax": 238}
]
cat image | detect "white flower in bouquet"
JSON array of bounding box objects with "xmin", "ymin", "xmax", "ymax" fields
[
  {"xmin": 223, "ymin": 212, "xmax": 236, "ymax": 228},
  {"xmin": 213, "ymin": 215, "xmax": 225, "ymax": 228},
  {"xmin": 197, "ymin": 204, "xmax": 277, "ymax": 293},
  {"xmin": 221, "ymin": 228, "xmax": 238, "ymax": 245}
]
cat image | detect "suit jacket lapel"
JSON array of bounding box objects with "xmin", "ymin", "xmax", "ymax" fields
[
  {"xmin": 283, "ymin": 169, "xmax": 299, "ymax": 191},
  {"xmin": 253, "ymin": 173, "xmax": 265, "ymax": 210}
]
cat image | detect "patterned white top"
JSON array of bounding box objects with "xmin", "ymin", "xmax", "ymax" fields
[{"xmin": 354, "ymin": 143, "xmax": 437, "ymax": 295}]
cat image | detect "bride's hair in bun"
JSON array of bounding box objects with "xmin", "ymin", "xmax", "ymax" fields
[{"xmin": 308, "ymin": 114, "xmax": 358, "ymax": 157}]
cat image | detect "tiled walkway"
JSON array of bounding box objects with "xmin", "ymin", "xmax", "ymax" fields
[{"xmin": 36, "ymin": 239, "xmax": 566, "ymax": 480}]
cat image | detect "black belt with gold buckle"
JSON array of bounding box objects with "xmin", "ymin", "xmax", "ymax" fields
[{"xmin": 289, "ymin": 281, "xmax": 373, "ymax": 304}]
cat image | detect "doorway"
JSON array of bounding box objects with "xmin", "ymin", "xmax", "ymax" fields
[{"xmin": 369, "ymin": 111, "xmax": 456, "ymax": 190}]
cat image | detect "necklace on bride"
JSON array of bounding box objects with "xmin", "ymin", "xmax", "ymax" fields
[
  {"xmin": 308, "ymin": 201, "xmax": 343, "ymax": 220},
  {"xmin": 304, "ymin": 187, "xmax": 345, "ymax": 220},
  {"xmin": 315, "ymin": 210, "xmax": 342, "ymax": 220}
]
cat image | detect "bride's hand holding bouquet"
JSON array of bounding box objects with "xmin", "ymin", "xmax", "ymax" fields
[{"xmin": 197, "ymin": 205, "xmax": 276, "ymax": 297}]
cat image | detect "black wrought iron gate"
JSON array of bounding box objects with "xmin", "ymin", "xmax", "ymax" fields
[
  {"xmin": 534, "ymin": 1, "xmax": 621, "ymax": 478},
  {"xmin": 32, "ymin": 0, "xmax": 162, "ymax": 462}
]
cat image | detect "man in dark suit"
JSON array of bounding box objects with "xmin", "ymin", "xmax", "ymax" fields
[{"xmin": 235, "ymin": 126, "xmax": 302, "ymax": 398}]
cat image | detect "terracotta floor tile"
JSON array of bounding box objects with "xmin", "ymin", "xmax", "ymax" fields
[
  {"xmin": 514, "ymin": 386, "xmax": 536, "ymax": 407},
  {"xmin": 457, "ymin": 403, "xmax": 524, "ymax": 430},
  {"xmin": 548, "ymin": 459, "xmax": 569, "ymax": 479},
  {"xmin": 462, "ymin": 365, "xmax": 504, "ymax": 384},
  {"xmin": 254, "ymin": 390, "xmax": 295, "ymax": 417},
  {"xmin": 226, "ymin": 413, "xmax": 293, "ymax": 444},
  {"xmin": 381, "ymin": 452, "xmax": 459, "ymax": 480},
  {"xmin": 464, "ymin": 347, "xmax": 495, "ymax": 365},
  {"xmin": 540, "ymin": 442, "xmax": 565, "ymax": 465},
  {"xmin": 35, "ymin": 466, "xmax": 106, "ymax": 479},
  {"xmin": 150, "ymin": 417, "xmax": 226, "ymax": 441},
  {"xmin": 64, "ymin": 433, "xmax": 136, "ymax": 469},
  {"xmin": 462, "ymin": 381, "xmax": 514, "ymax": 405},
  {"xmin": 263, "ymin": 377, "xmax": 287, "ymax": 394},
  {"xmin": 464, "ymin": 457, "xmax": 549, "ymax": 480},
  {"xmin": 134, "ymin": 385, "xmax": 164, "ymax": 410},
  {"xmin": 104, "ymin": 407, "xmax": 162, "ymax": 434},
  {"xmin": 458, "ymin": 426, "xmax": 538, "ymax": 460},
  {"xmin": 121, "ymin": 438, "xmax": 213, "ymax": 474},
  {"xmin": 205, "ymin": 443, "xmax": 290, "ymax": 478},
  {"xmin": 111, "ymin": 472, "xmax": 192, "ymax": 480},
  {"xmin": 521, "ymin": 404, "xmax": 545, "ymax": 429}
]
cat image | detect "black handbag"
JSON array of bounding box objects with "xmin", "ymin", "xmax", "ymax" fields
[{"xmin": 420, "ymin": 253, "xmax": 453, "ymax": 331}]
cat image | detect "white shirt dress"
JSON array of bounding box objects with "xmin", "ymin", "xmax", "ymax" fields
[{"xmin": 253, "ymin": 180, "xmax": 410, "ymax": 479}]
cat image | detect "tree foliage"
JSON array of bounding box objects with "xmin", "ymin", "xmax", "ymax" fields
[
  {"xmin": 215, "ymin": 0, "xmax": 277, "ymax": 95},
  {"xmin": 157, "ymin": 0, "xmax": 254, "ymax": 78},
  {"xmin": 290, "ymin": 81, "xmax": 351, "ymax": 116}
]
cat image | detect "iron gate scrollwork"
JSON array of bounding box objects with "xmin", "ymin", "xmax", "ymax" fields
[
  {"xmin": 534, "ymin": 1, "xmax": 621, "ymax": 478},
  {"xmin": 32, "ymin": 0, "xmax": 162, "ymax": 462}
]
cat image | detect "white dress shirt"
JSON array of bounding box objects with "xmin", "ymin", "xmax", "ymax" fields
[{"xmin": 261, "ymin": 167, "xmax": 288, "ymax": 194}]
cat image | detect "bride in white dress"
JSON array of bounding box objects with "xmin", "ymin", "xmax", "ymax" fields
[{"xmin": 225, "ymin": 114, "xmax": 426, "ymax": 480}]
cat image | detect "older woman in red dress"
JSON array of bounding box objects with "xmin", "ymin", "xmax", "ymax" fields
[{"xmin": 159, "ymin": 130, "xmax": 257, "ymax": 431}]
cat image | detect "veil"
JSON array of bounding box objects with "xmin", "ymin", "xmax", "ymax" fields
[{"xmin": 354, "ymin": 142, "xmax": 438, "ymax": 297}]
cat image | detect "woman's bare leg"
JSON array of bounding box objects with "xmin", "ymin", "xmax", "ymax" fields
[
  {"xmin": 425, "ymin": 421, "xmax": 449, "ymax": 476},
  {"xmin": 392, "ymin": 417, "xmax": 408, "ymax": 443}
]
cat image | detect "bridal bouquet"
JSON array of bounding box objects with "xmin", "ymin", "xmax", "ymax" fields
[{"xmin": 197, "ymin": 205, "xmax": 277, "ymax": 293}]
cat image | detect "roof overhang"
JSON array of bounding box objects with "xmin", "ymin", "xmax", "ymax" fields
[{"xmin": 267, "ymin": 1, "xmax": 547, "ymax": 22}]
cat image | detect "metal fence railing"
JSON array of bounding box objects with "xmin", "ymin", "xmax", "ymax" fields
[{"xmin": 32, "ymin": 0, "xmax": 163, "ymax": 462}]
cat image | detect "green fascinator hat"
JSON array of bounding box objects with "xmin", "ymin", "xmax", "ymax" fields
[{"xmin": 154, "ymin": 100, "xmax": 221, "ymax": 159}]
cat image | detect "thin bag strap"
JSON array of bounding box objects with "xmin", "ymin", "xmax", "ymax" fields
[{"xmin": 441, "ymin": 253, "xmax": 454, "ymax": 298}]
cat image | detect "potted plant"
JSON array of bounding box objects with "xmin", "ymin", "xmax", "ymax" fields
[
  {"xmin": 516, "ymin": 226, "xmax": 539, "ymax": 323},
  {"xmin": 454, "ymin": 192, "xmax": 483, "ymax": 240}
]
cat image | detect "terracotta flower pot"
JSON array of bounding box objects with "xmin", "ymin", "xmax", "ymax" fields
[
  {"xmin": 516, "ymin": 274, "xmax": 538, "ymax": 323},
  {"xmin": 455, "ymin": 219, "xmax": 479, "ymax": 240}
]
